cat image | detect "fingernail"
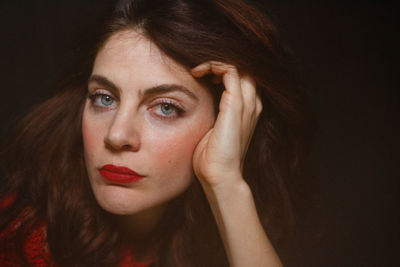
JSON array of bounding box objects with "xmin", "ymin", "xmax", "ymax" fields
[{"xmin": 191, "ymin": 63, "xmax": 209, "ymax": 73}]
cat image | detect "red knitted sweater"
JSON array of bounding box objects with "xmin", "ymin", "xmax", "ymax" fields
[{"xmin": 0, "ymin": 197, "xmax": 153, "ymax": 267}]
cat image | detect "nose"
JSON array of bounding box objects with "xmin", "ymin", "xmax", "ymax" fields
[{"xmin": 104, "ymin": 110, "xmax": 141, "ymax": 152}]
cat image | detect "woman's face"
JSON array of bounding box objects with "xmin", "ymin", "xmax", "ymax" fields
[{"xmin": 82, "ymin": 30, "xmax": 215, "ymax": 220}]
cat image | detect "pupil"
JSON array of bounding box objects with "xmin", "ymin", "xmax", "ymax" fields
[
  {"xmin": 161, "ymin": 104, "xmax": 173, "ymax": 115},
  {"xmin": 101, "ymin": 95, "xmax": 113, "ymax": 106}
]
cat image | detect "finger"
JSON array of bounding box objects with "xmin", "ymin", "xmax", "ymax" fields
[
  {"xmin": 239, "ymin": 75, "xmax": 258, "ymax": 164},
  {"xmin": 192, "ymin": 61, "xmax": 238, "ymax": 80},
  {"xmin": 191, "ymin": 61, "xmax": 237, "ymax": 78},
  {"xmin": 209, "ymin": 62, "xmax": 243, "ymax": 130},
  {"xmin": 203, "ymin": 62, "xmax": 243, "ymax": 112},
  {"xmin": 192, "ymin": 62, "xmax": 244, "ymax": 157},
  {"xmin": 192, "ymin": 61, "xmax": 243, "ymax": 121},
  {"xmin": 191, "ymin": 62, "xmax": 211, "ymax": 78},
  {"xmin": 255, "ymin": 93, "xmax": 263, "ymax": 117},
  {"xmin": 240, "ymin": 74, "xmax": 257, "ymax": 119},
  {"xmin": 241, "ymin": 93, "xmax": 262, "ymax": 167}
]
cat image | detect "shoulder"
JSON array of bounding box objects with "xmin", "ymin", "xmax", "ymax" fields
[
  {"xmin": 0, "ymin": 196, "xmax": 55, "ymax": 266},
  {"xmin": 0, "ymin": 197, "xmax": 152, "ymax": 266}
]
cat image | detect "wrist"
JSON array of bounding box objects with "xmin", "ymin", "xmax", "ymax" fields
[{"xmin": 200, "ymin": 174, "xmax": 252, "ymax": 203}]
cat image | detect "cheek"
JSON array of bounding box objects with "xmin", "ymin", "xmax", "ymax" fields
[
  {"xmin": 81, "ymin": 109, "xmax": 106, "ymax": 163},
  {"xmin": 150, "ymin": 118, "xmax": 214, "ymax": 179}
]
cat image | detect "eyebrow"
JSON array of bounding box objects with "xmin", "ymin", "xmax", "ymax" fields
[
  {"xmin": 89, "ymin": 75, "xmax": 119, "ymax": 92},
  {"xmin": 88, "ymin": 74, "xmax": 199, "ymax": 101}
]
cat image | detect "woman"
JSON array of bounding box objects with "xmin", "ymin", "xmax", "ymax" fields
[{"xmin": 0, "ymin": 0, "xmax": 313, "ymax": 266}]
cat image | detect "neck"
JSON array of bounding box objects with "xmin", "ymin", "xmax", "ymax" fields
[
  {"xmin": 117, "ymin": 204, "xmax": 167, "ymax": 261},
  {"xmin": 116, "ymin": 196, "xmax": 184, "ymax": 261}
]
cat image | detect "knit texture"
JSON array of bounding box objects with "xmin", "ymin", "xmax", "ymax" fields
[{"xmin": 0, "ymin": 199, "xmax": 153, "ymax": 266}]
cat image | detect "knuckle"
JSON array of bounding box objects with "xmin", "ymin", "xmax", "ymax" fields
[
  {"xmin": 256, "ymin": 103, "xmax": 263, "ymax": 116},
  {"xmin": 255, "ymin": 98, "xmax": 263, "ymax": 115}
]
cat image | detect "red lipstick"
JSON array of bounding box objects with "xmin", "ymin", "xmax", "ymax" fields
[{"xmin": 99, "ymin": 164, "xmax": 145, "ymax": 184}]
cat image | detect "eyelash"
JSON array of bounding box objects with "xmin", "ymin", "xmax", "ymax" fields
[
  {"xmin": 87, "ymin": 91, "xmax": 185, "ymax": 120},
  {"xmin": 88, "ymin": 91, "xmax": 116, "ymax": 109},
  {"xmin": 149, "ymin": 99, "xmax": 185, "ymax": 120}
]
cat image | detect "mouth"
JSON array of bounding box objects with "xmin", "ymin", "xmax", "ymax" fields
[{"xmin": 99, "ymin": 164, "xmax": 145, "ymax": 184}]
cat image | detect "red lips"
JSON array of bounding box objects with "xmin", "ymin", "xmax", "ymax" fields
[{"xmin": 99, "ymin": 164, "xmax": 145, "ymax": 184}]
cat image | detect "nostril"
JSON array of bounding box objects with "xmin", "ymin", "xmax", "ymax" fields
[
  {"xmin": 122, "ymin": 144, "xmax": 132, "ymax": 150},
  {"xmin": 103, "ymin": 134, "xmax": 140, "ymax": 152}
]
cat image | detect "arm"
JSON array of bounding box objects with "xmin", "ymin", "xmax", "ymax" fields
[
  {"xmin": 202, "ymin": 176, "xmax": 282, "ymax": 267},
  {"xmin": 191, "ymin": 62, "xmax": 283, "ymax": 267}
]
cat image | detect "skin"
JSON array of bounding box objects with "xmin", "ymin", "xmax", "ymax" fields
[
  {"xmin": 191, "ymin": 63, "xmax": 282, "ymax": 266},
  {"xmin": 82, "ymin": 30, "xmax": 215, "ymax": 236},
  {"xmin": 82, "ymin": 29, "xmax": 282, "ymax": 266}
]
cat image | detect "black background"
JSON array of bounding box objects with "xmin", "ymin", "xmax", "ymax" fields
[{"xmin": 0, "ymin": 1, "xmax": 398, "ymax": 266}]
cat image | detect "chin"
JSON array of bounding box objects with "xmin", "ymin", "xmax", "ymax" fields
[
  {"xmin": 99, "ymin": 199, "xmax": 134, "ymax": 215},
  {"xmin": 92, "ymin": 184, "xmax": 147, "ymax": 215}
]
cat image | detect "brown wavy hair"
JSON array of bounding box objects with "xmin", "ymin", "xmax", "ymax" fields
[{"xmin": 0, "ymin": 0, "xmax": 314, "ymax": 266}]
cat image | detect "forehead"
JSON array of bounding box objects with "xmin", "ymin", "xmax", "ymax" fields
[
  {"xmin": 92, "ymin": 30, "xmax": 197, "ymax": 90},
  {"xmin": 97, "ymin": 30, "xmax": 166, "ymax": 67}
]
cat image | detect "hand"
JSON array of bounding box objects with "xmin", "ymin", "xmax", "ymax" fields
[{"xmin": 191, "ymin": 61, "xmax": 262, "ymax": 188}]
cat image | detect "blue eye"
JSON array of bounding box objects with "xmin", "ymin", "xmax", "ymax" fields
[
  {"xmin": 100, "ymin": 95, "xmax": 114, "ymax": 106},
  {"xmin": 88, "ymin": 92, "xmax": 116, "ymax": 108},
  {"xmin": 160, "ymin": 103, "xmax": 174, "ymax": 115},
  {"xmin": 151, "ymin": 101, "xmax": 185, "ymax": 119}
]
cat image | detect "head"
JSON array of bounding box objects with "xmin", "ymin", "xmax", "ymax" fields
[
  {"xmin": 82, "ymin": 29, "xmax": 216, "ymax": 222},
  {"xmin": 1, "ymin": 0, "xmax": 314, "ymax": 266}
]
